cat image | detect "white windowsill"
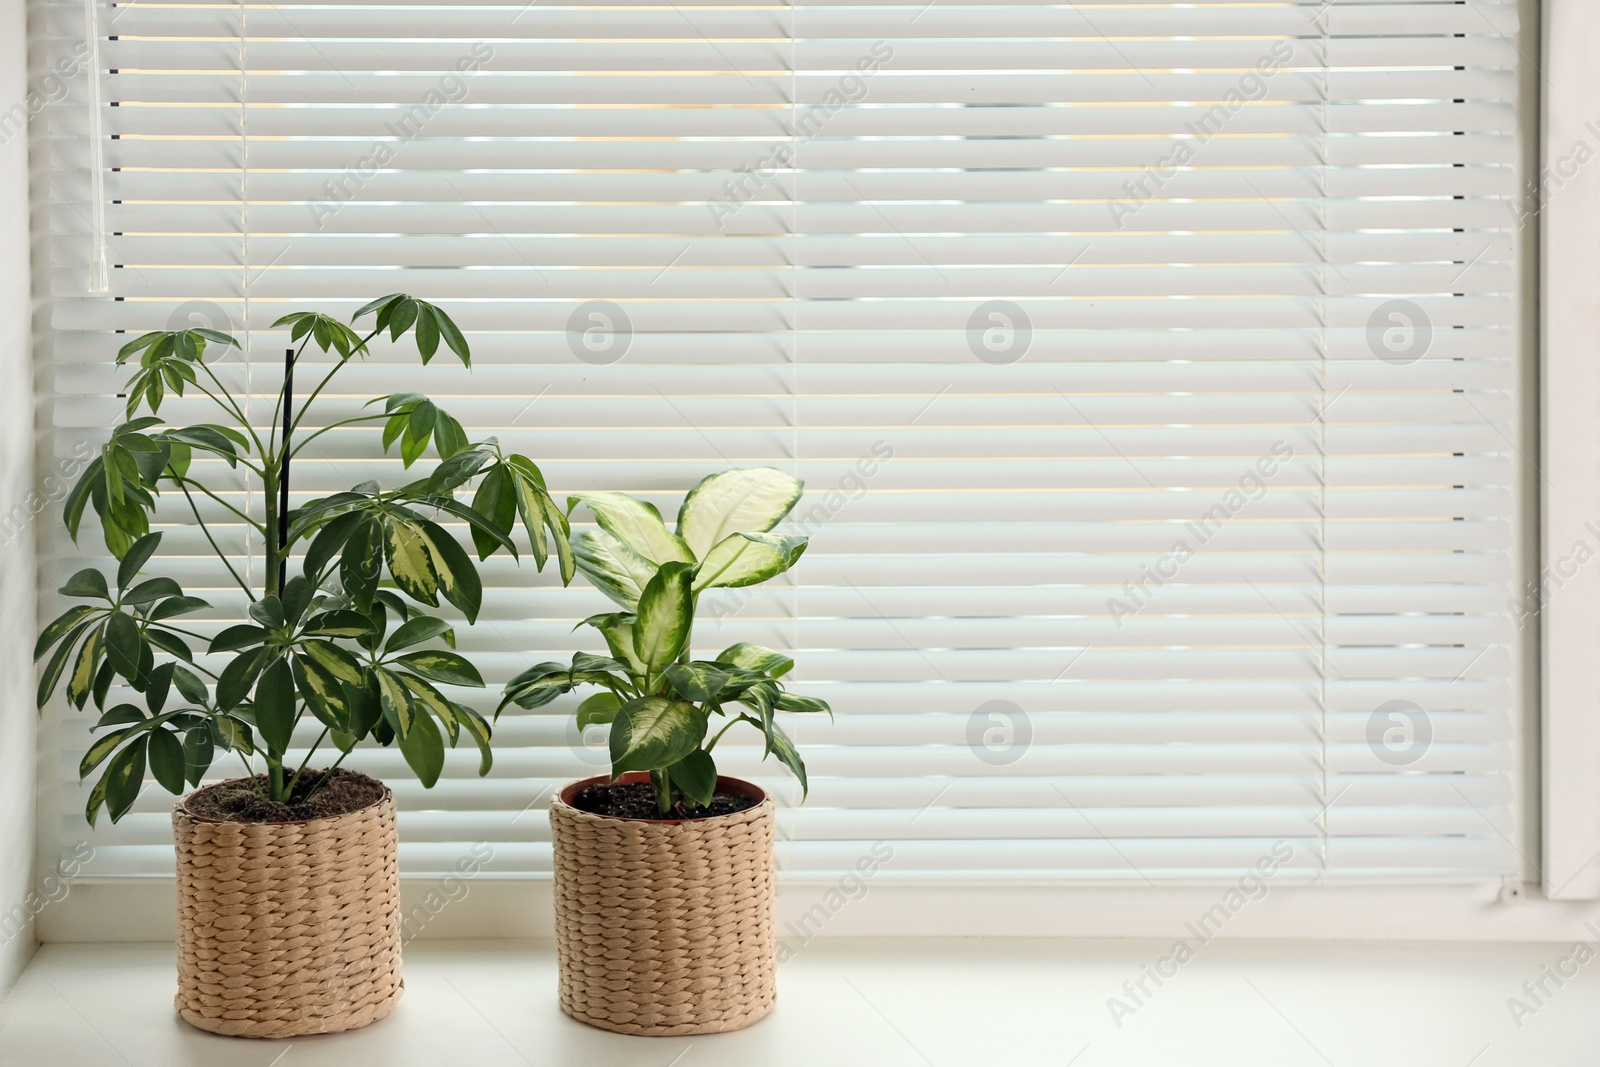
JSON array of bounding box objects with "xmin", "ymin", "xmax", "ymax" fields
[{"xmin": 2, "ymin": 938, "xmax": 1595, "ymax": 1066}]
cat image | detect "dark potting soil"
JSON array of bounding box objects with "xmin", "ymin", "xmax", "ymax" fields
[
  {"xmin": 572, "ymin": 781, "xmax": 757, "ymax": 821},
  {"xmin": 183, "ymin": 769, "xmax": 386, "ymax": 823}
]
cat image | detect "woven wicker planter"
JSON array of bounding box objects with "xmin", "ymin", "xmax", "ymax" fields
[
  {"xmin": 550, "ymin": 771, "xmax": 777, "ymax": 1036},
  {"xmin": 171, "ymin": 778, "xmax": 404, "ymax": 1039}
]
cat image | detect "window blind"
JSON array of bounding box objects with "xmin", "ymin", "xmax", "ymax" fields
[{"xmin": 39, "ymin": 0, "xmax": 1523, "ymax": 883}]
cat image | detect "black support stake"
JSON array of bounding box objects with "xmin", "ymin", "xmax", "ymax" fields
[{"xmin": 278, "ymin": 346, "xmax": 293, "ymax": 593}]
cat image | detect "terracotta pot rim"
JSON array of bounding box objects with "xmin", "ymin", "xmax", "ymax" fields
[
  {"xmin": 175, "ymin": 772, "xmax": 393, "ymax": 828},
  {"xmin": 556, "ymin": 770, "xmax": 768, "ymax": 824}
]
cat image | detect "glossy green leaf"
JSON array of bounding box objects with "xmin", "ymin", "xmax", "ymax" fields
[
  {"xmin": 148, "ymin": 595, "xmax": 210, "ymax": 621},
  {"xmin": 397, "ymin": 705, "xmax": 445, "ymax": 788},
  {"xmin": 384, "ymin": 520, "xmax": 440, "ymax": 605},
  {"xmin": 664, "ymin": 663, "xmax": 730, "ymax": 704},
  {"xmin": 692, "ymin": 532, "xmax": 808, "ymax": 592},
  {"xmin": 103, "ymin": 611, "xmax": 143, "ymax": 680},
  {"xmin": 576, "ymin": 691, "xmax": 623, "ymax": 729},
  {"xmin": 570, "ymin": 492, "xmax": 693, "ymax": 566},
  {"xmin": 215, "ymin": 646, "xmax": 269, "ymax": 709},
  {"xmin": 469, "ymin": 466, "xmax": 516, "ymax": 560},
  {"xmin": 60, "ymin": 568, "xmax": 111, "ymax": 601},
  {"xmin": 676, "ymin": 467, "xmax": 803, "ymax": 559},
  {"xmin": 418, "ymin": 519, "xmax": 483, "ymax": 623},
  {"xmin": 375, "ymin": 667, "xmax": 415, "ymax": 738},
  {"xmin": 147, "ymin": 727, "xmax": 187, "ymax": 794},
  {"xmin": 667, "ymin": 749, "xmax": 718, "ymax": 807},
  {"xmin": 35, "ymin": 606, "xmax": 97, "ymax": 662},
  {"xmin": 456, "ymin": 703, "xmax": 494, "ymax": 776},
  {"xmin": 609, "ymin": 697, "xmax": 705, "ymax": 775},
  {"xmin": 385, "ymin": 616, "xmax": 453, "ymax": 654},
  {"xmin": 208, "ymin": 624, "xmax": 270, "ymax": 654},
  {"xmin": 102, "ymin": 736, "xmax": 148, "ymax": 823},
  {"xmin": 339, "ymin": 516, "xmax": 384, "ymax": 612},
  {"xmin": 253, "ymin": 660, "xmax": 298, "ymax": 755},
  {"xmin": 716, "ymin": 642, "xmax": 795, "ymax": 679},
  {"xmin": 393, "ymin": 650, "xmax": 484, "ymax": 688},
  {"xmin": 633, "ymin": 562, "xmax": 694, "ymax": 675},
  {"xmin": 292, "ymin": 653, "xmax": 351, "ymax": 732},
  {"xmin": 37, "ymin": 620, "xmax": 95, "ymax": 709},
  {"xmin": 171, "ymin": 665, "xmax": 210, "ymax": 705},
  {"xmin": 182, "ymin": 726, "xmax": 215, "ymax": 787},
  {"xmin": 571, "ymin": 529, "xmax": 657, "ymax": 610},
  {"xmin": 117, "ymin": 533, "xmax": 163, "ymax": 591},
  {"xmin": 299, "ymin": 639, "xmax": 365, "ymax": 685}
]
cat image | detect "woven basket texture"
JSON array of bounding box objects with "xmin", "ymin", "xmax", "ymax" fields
[
  {"xmin": 550, "ymin": 777, "xmax": 777, "ymax": 1036},
  {"xmin": 171, "ymin": 780, "xmax": 403, "ymax": 1039}
]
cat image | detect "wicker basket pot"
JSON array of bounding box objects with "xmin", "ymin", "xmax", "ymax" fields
[
  {"xmin": 171, "ymin": 778, "xmax": 404, "ymax": 1039},
  {"xmin": 550, "ymin": 771, "xmax": 777, "ymax": 1036}
]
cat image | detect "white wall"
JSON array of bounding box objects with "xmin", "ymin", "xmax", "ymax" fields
[{"xmin": 0, "ymin": 0, "xmax": 40, "ymax": 995}]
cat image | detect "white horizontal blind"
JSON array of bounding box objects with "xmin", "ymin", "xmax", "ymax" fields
[{"xmin": 38, "ymin": 0, "xmax": 1523, "ymax": 883}]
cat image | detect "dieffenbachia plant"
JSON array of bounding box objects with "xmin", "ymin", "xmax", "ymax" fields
[
  {"xmin": 499, "ymin": 467, "xmax": 830, "ymax": 813},
  {"xmin": 35, "ymin": 294, "xmax": 574, "ymax": 824}
]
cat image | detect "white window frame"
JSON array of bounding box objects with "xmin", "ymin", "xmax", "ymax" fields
[{"xmin": 33, "ymin": 0, "xmax": 1600, "ymax": 943}]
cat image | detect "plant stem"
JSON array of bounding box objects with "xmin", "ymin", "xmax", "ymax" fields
[
  {"xmin": 650, "ymin": 768, "xmax": 673, "ymax": 813},
  {"xmin": 284, "ymin": 727, "xmax": 328, "ymax": 797},
  {"xmin": 277, "ymin": 346, "xmax": 294, "ymax": 593},
  {"xmin": 175, "ymin": 481, "xmax": 256, "ymax": 599},
  {"xmin": 298, "ymin": 746, "xmax": 352, "ymax": 803},
  {"xmin": 267, "ymin": 757, "xmax": 285, "ymax": 801},
  {"xmin": 703, "ymin": 715, "xmax": 740, "ymax": 753}
]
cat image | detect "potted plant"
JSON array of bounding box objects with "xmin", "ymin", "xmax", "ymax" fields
[
  {"xmin": 33, "ymin": 295, "xmax": 572, "ymax": 1038},
  {"xmin": 499, "ymin": 467, "xmax": 830, "ymax": 1035}
]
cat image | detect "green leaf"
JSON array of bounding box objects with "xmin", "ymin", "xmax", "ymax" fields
[
  {"xmin": 375, "ymin": 667, "xmax": 416, "ymax": 738},
  {"xmin": 300, "ymin": 639, "xmax": 365, "ymax": 685},
  {"xmin": 38, "ymin": 621, "xmax": 95, "ymax": 709},
  {"xmin": 144, "ymin": 628, "xmax": 193, "ymax": 664},
  {"xmin": 63, "ymin": 457, "xmax": 101, "ymax": 542},
  {"xmin": 429, "ymin": 448, "xmax": 493, "ymax": 497},
  {"xmin": 676, "ymin": 467, "xmax": 804, "ymax": 559},
  {"xmin": 148, "ymin": 595, "xmax": 209, "ymax": 621},
  {"xmin": 281, "ymin": 576, "xmax": 314, "ymax": 626},
  {"xmin": 570, "ymin": 492, "xmax": 694, "ymax": 566},
  {"xmin": 456, "ymin": 703, "xmax": 494, "ymax": 776},
  {"xmin": 693, "ymin": 532, "xmax": 808, "ymax": 592},
  {"xmin": 393, "ymin": 650, "xmax": 485, "ymax": 688},
  {"xmin": 572, "ymin": 529, "xmax": 658, "ymax": 610},
  {"xmin": 346, "ymin": 673, "xmax": 383, "ymax": 738},
  {"xmin": 340, "ymin": 516, "xmax": 384, "ymax": 612},
  {"xmin": 384, "ymin": 520, "xmax": 440, "ymax": 606},
  {"xmin": 609, "ymin": 697, "xmax": 705, "ymax": 775},
  {"xmin": 716, "ymin": 642, "xmax": 795, "ymax": 679},
  {"xmin": 172, "ymin": 664, "xmax": 209, "ymax": 705},
  {"xmin": 211, "ymin": 715, "xmax": 255, "ymax": 756},
  {"xmin": 664, "ymin": 663, "xmax": 731, "ymax": 704},
  {"xmin": 498, "ymin": 661, "xmax": 576, "ymax": 713},
  {"xmin": 60, "ymin": 568, "xmax": 111, "ymax": 601},
  {"xmin": 302, "ymin": 609, "xmax": 377, "ymax": 638},
  {"xmin": 418, "ymin": 520, "xmax": 484, "ymax": 624},
  {"xmin": 776, "ymin": 692, "xmax": 832, "ymax": 715},
  {"xmin": 469, "ymin": 466, "xmax": 516, "ymax": 560},
  {"xmin": 430, "ymin": 304, "xmax": 471, "ymax": 365},
  {"xmin": 302, "ymin": 509, "xmax": 366, "ymax": 582},
  {"xmin": 95, "ymin": 703, "xmax": 145, "ymax": 729},
  {"xmin": 633, "ymin": 561, "xmax": 694, "ymax": 676},
  {"xmin": 292, "ymin": 653, "xmax": 351, "ymax": 732},
  {"xmin": 667, "ymin": 749, "xmax": 718, "ymax": 807},
  {"xmin": 116, "ymin": 533, "xmax": 163, "ymax": 592},
  {"xmin": 397, "ymin": 674, "xmax": 459, "ymax": 741},
  {"xmin": 415, "ymin": 306, "xmax": 441, "ymax": 363},
  {"xmin": 576, "ymin": 691, "xmax": 623, "ymax": 729},
  {"xmin": 385, "ymin": 616, "xmax": 453, "ymax": 654},
  {"xmin": 144, "ymin": 662, "xmax": 173, "ymax": 713},
  {"xmin": 84, "ymin": 773, "xmax": 108, "ymax": 829},
  {"xmin": 763, "ymin": 717, "xmax": 808, "ymax": 797},
  {"xmin": 102, "ymin": 736, "xmax": 149, "ymax": 823},
  {"xmin": 80, "ymin": 722, "xmax": 144, "ymax": 780},
  {"xmin": 253, "ymin": 660, "xmax": 298, "ymax": 755},
  {"xmin": 248, "ymin": 596, "xmax": 285, "ymax": 629},
  {"xmin": 120, "ymin": 578, "xmax": 180, "ymax": 607},
  {"xmin": 35, "ymin": 606, "xmax": 98, "ymax": 662},
  {"xmin": 216, "ymin": 646, "xmax": 269, "ymax": 710},
  {"xmin": 103, "ymin": 611, "xmax": 143, "ymax": 680},
  {"xmin": 398, "ymin": 702, "xmax": 446, "ymax": 787},
  {"xmin": 208, "ymin": 624, "xmax": 270, "ymax": 654},
  {"xmin": 182, "ymin": 726, "xmax": 214, "ymax": 787},
  {"xmin": 147, "ymin": 728, "xmax": 186, "ymax": 794}
]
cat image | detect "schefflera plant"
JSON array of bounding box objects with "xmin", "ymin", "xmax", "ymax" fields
[
  {"xmin": 34, "ymin": 294, "xmax": 574, "ymax": 825},
  {"xmin": 499, "ymin": 467, "xmax": 831, "ymax": 814}
]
